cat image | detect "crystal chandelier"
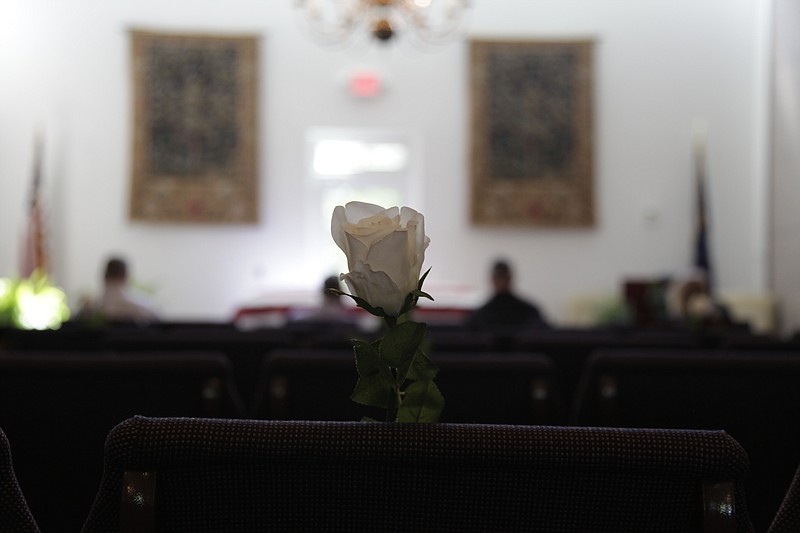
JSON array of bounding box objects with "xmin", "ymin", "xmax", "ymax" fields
[{"xmin": 294, "ymin": 0, "xmax": 471, "ymax": 48}]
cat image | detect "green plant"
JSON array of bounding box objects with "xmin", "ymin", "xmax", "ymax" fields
[{"xmin": 0, "ymin": 270, "xmax": 70, "ymax": 330}]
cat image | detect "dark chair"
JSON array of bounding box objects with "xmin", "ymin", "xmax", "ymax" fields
[
  {"xmin": 82, "ymin": 416, "xmax": 753, "ymax": 532},
  {"xmin": 0, "ymin": 426, "xmax": 40, "ymax": 533},
  {"xmin": 0, "ymin": 352, "xmax": 246, "ymax": 533},
  {"xmin": 250, "ymin": 349, "xmax": 379, "ymax": 422},
  {"xmin": 426, "ymin": 326, "xmax": 497, "ymax": 352},
  {"xmin": 570, "ymin": 349, "xmax": 800, "ymax": 532},
  {"xmin": 105, "ymin": 326, "xmax": 294, "ymax": 406},
  {"xmin": 1, "ymin": 324, "xmax": 296, "ymax": 406},
  {"xmin": 769, "ymin": 461, "xmax": 800, "ymax": 532},
  {"xmin": 512, "ymin": 326, "xmax": 703, "ymax": 408},
  {"xmin": 284, "ymin": 321, "xmax": 374, "ymax": 349},
  {"xmin": 0, "ymin": 325, "xmax": 108, "ymax": 352},
  {"xmin": 250, "ymin": 349, "xmax": 564, "ymax": 425},
  {"xmin": 432, "ymin": 352, "xmax": 564, "ymax": 424}
]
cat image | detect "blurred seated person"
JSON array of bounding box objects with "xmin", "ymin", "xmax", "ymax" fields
[
  {"xmin": 465, "ymin": 259, "xmax": 548, "ymax": 331},
  {"xmin": 289, "ymin": 276, "xmax": 357, "ymax": 327},
  {"xmin": 77, "ymin": 256, "xmax": 159, "ymax": 326},
  {"xmin": 666, "ymin": 274, "xmax": 734, "ymax": 330}
]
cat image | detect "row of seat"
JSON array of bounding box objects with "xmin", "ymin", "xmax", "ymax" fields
[
  {"xmin": 3, "ymin": 323, "xmax": 798, "ymax": 411},
  {"xmin": 0, "ymin": 353, "xmax": 244, "ymax": 532},
  {"xmin": 0, "ymin": 350, "xmax": 556, "ymax": 531},
  {"xmin": 2, "ymin": 348, "xmax": 800, "ymax": 530},
  {"xmin": 257, "ymin": 350, "xmax": 562, "ymax": 424},
  {"xmin": 260, "ymin": 347, "xmax": 800, "ymax": 531},
  {"xmin": 572, "ymin": 349, "xmax": 800, "ymax": 530},
  {"xmin": 7, "ymin": 415, "xmax": 800, "ymax": 532}
]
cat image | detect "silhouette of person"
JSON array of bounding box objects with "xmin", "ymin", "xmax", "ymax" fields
[
  {"xmin": 666, "ymin": 275, "xmax": 733, "ymax": 330},
  {"xmin": 79, "ymin": 256, "xmax": 159, "ymax": 326},
  {"xmin": 290, "ymin": 275, "xmax": 356, "ymax": 326},
  {"xmin": 465, "ymin": 259, "xmax": 547, "ymax": 330}
]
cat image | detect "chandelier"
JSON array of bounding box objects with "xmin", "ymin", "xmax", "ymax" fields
[{"xmin": 294, "ymin": 0, "xmax": 471, "ymax": 48}]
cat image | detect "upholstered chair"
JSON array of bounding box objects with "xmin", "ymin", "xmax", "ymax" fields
[
  {"xmin": 82, "ymin": 416, "xmax": 753, "ymax": 532},
  {"xmin": 571, "ymin": 349, "xmax": 800, "ymax": 530},
  {"xmin": 0, "ymin": 353, "xmax": 245, "ymax": 533},
  {"xmin": 0, "ymin": 427, "xmax": 40, "ymax": 533},
  {"xmin": 769, "ymin": 461, "xmax": 800, "ymax": 533},
  {"xmin": 252, "ymin": 349, "xmax": 563, "ymax": 424}
]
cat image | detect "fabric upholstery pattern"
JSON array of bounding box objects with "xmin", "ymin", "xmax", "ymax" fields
[
  {"xmin": 0, "ymin": 427, "xmax": 40, "ymax": 533},
  {"xmin": 769, "ymin": 462, "xmax": 800, "ymax": 533},
  {"xmin": 83, "ymin": 416, "xmax": 753, "ymax": 532},
  {"xmin": 571, "ymin": 349, "xmax": 800, "ymax": 530},
  {"xmin": 0, "ymin": 352, "xmax": 246, "ymax": 533}
]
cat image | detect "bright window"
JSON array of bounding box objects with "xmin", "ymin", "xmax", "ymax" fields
[
  {"xmin": 313, "ymin": 140, "xmax": 409, "ymax": 175},
  {"xmin": 304, "ymin": 128, "xmax": 423, "ymax": 285}
]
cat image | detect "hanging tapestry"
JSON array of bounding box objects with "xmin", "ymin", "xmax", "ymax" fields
[
  {"xmin": 470, "ymin": 39, "xmax": 595, "ymax": 227},
  {"xmin": 130, "ymin": 30, "xmax": 259, "ymax": 223}
]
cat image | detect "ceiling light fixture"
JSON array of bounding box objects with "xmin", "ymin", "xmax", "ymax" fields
[{"xmin": 294, "ymin": 0, "xmax": 471, "ymax": 49}]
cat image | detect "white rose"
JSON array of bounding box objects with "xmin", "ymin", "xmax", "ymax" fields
[{"xmin": 331, "ymin": 201, "xmax": 430, "ymax": 316}]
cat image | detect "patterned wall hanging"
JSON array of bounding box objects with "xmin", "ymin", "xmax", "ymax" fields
[
  {"xmin": 470, "ymin": 39, "xmax": 595, "ymax": 227},
  {"xmin": 130, "ymin": 30, "xmax": 259, "ymax": 223}
]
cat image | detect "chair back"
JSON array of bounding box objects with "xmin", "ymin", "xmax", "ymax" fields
[
  {"xmin": 570, "ymin": 349, "xmax": 800, "ymax": 531},
  {"xmin": 513, "ymin": 327, "xmax": 701, "ymax": 406},
  {"xmin": 0, "ymin": 427, "xmax": 40, "ymax": 533},
  {"xmin": 104, "ymin": 326, "xmax": 295, "ymax": 403},
  {"xmin": 83, "ymin": 416, "xmax": 753, "ymax": 532},
  {"xmin": 251, "ymin": 349, "xmax": 563, "ymax": 424},
  {"xmin": 770, "ymin": 461, "xmax": 800, "ymax": 532},
  {"xmin": 0, "ymin": 352, "xmax": 245, "ymax": 533}
]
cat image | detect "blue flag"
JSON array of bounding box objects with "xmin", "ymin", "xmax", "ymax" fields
[{"xmin": 692, "ymin": 131, "xmax": 712, "ymax": 290}]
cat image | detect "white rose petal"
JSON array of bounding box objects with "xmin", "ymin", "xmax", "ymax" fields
[
  {"xmin": 341, "ymin": 262, "xmax": 406, "ymax": 316},
  {"xmin": 331, "ymin": 201, "xmax": 429, "ymax": 317}
]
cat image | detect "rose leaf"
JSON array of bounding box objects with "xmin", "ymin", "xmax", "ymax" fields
[
  {"xmin": 406, "ymin": 349, "xmax": 439, "ymax": 381},
  {"xmin": 380, "ymin": 321, "xmax": 427, "ymax": 371},
  {"xmin": 351, "ymin": 373, "xmax": 394, "ymax": 409},
  {"xmin": 397, "ymin": 380, "xmax": 445, "ymax": 423}
]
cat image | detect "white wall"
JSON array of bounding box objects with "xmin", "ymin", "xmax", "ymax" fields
[
  {"xmin": 0, "ymin": 0, "xmax": 772, "ymax": 324},
  {"xmin": 772, "ymin": 0, "xmax": 800, "ymax": 335}
]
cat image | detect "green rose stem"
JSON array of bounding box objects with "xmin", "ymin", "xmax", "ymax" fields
[
  {"xmin": 383, "ymin": 315, "xmax": 399, "ymax": 423},
  {"xmin": 382, "ymin": 314, "xmax": 405, "ymax": 423}
]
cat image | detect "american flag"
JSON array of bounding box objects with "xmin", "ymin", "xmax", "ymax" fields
[{"xmin": 20, "ymin": 134, "xmax": 47, "ymax": 278}]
